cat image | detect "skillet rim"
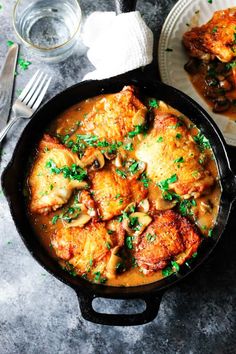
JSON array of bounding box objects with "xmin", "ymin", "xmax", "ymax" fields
[{"xmin": 1, "ymin": 76, "xmax": 235, "ymax": 299}]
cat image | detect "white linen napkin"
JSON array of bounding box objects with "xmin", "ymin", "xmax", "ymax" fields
[{"xmin": 82, "ymin": 11, "xmax": 154, "ymax": 80}]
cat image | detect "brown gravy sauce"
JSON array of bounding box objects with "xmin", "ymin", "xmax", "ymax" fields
[{"xmin": 28, "ymin": 94, "xmax": 221, "ymax": 287}]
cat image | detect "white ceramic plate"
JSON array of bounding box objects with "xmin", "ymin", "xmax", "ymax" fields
[{"xmin": 158, "ymin": 0, "xmax": 236, "ymax": 146}]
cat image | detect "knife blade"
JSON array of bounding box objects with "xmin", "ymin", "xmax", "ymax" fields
[{"xmin": 0, "ymin": 43, "xmax": 19, "ymax": 132}]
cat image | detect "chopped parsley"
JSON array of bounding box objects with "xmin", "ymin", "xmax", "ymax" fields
[
  {"xmin": 125, "ymin": 236, "xmax": 133, "ymax": 250},
  {"xmin": 123, "ymin": 143, "xmax": 134, "ymax": 151},
  {"xmin": 162, "ymin": 267, "xmax": 172, "ymax": 277},
  {"xmin": 156, "ymin": 136, "xmax": 163, "ymax": 143},
  {"xmin": 158, "ymin": 174, "xmax": 178, "ymax": 191},
  {"xmin": 18, "ymin": 57, "xmax": 31, "ymax": 70},
  {"xmin": 146, "ymin": 233, "xmax": 156, "ymax": 242},
  {"xmin": 212, "ymin": 26, "xmax": 218, "ymax": 33},
  {"xmin": 179, "ymin": 199, "xmax": 196, "ymax": 216},
  {"xmin": 139, "ymin": 173, "xmax": 150, "ymax": 188},
  {"xmin": 128, "ymin": 161, "xmax": 139, "ymax": 174},
  {"xmin": 94, "ymin": 271, "xmax": 107, "ymax": 284},
  {"xmin": 176, "ymin": 133, "xmax": 182, "ymax": 139},
  {"xmin": 208, "ymin": 228, "xmax": 213, "ymax": 237},
  {"xmin": 149, "ymin": 98, "xmax": 159, "ymax": 108},
  {"xmin": 51, "ymin": 215, "xmax": 59, "ymax": 224},
  {"xmin": 107, "ymin": 229, "xmax": 114, "ymax": 235},
  {"xmin": 174, "ymin": 156, "xmax": 184, "ymax": 164},
  {"xmin": 171, "ymin": 261, "xmax": 180, "ymax": 272},
  {"xmin": 116, "ymin": 168, "xmax": 127, "ymax": 179},
  {"xmin": 128, "ymin": 124, "xmax": 148, "ymax": 138},
  {"xmin": 105, "ymin": 242, "xmax": 111, "ymax": 250},
  {"xmin": 193, "ymin": 132, "xmax": 211, "ymax": 151},
  {"xmin": 7, "ymin": 40, "xmax": 14, "ymax": 47},
  {"xmin": 45, "ymin": 159, "xmax": 87, "ymax": 181},
  {"xmin": 64, "ymin": 262, "xmax": 77, "ymax": 277}
]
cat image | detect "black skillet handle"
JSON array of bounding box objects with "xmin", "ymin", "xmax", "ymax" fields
[
  {"xmin": 114, "ymin": 0, "xmax": 137, "ymax": 14},
  {"xmin": 77, "ymin": 292, "xmax": 163, "ymax": 326}
]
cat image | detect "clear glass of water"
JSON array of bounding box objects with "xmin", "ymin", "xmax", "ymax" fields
[{"xmin": 13, "ymin": 0, "xmax": 82, "ymax": 62}]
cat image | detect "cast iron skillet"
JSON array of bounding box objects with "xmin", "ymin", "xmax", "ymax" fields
[
  {"xmin": 2, "ymin": 75, "xmax": 236, "ymax": 325},
  {"xmin": 2, "ymin": 0, "xmax": 236, "ymax": 326}
]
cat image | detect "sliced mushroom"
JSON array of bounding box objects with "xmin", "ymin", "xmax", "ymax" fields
[
  {"xmin": 150, "ymin": 187, "xmax": 176, "ymax": 211},
  {"xmin": 64, "ymin": 213, "xmax": 91, "ymax": 228},
  {"xmin": 138, "ymin": 199, "xmax": 150, "ymax": 213},
  {"xmin": 124, "ymin": 202, "xmax": 136, "ymax": 214},
  {"xmin": 122, "ymin": 212, "xmax": 152, "ymax": 237},
  {"xmin": 106, "ymin": 246, "xmax": 123, "ymax": 279},
  {"xmin": 104, "ymin": 151, "xmax": 116, "ymax": 160},
  {"xmin": 114, "ymin": 153, "xmax": 123, "ymax": 168},
  {"xmin": 81, "ymin": 147, "xmax": 105, "ymax": 170},
  {"xmin": 62, "ymin": 203, "xmax": 91, "ymax": 228},
  {"xmin": 125, "ymin": 159, "xmax": 146, "ymax": 178}
]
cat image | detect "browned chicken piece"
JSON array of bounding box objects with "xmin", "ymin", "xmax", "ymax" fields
[
  {"xmin": 89, "ymin": 164, "xmax": 147, "ymax": 220},
  {"xmin": 78, "ymin": 85, "xmax": 147, "ymax": 142},
  {"xmin": 52, "ymin": 221, "xmax": 123, "ymax": 279},
  {"xmin": 29, "ymin": 134, "xmax": 88, "ymax": 214},
  {"xmin": 136, "ymin": 112, "xmax": 214, "ymax": 199},
  {"xmin": 134, "ymin": 210, "xmax": 201, "ymax": 274},
  {"xmin": 183, "ymin": 8, "xmax": 236, "ymax": 62}
]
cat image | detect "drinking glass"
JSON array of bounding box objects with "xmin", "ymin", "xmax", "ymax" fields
[{"xmin": 13, "ymin": 0, "xmax": 82, "ymax": 62}]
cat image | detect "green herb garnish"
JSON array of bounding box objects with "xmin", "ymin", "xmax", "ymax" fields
[
  {"xmin": 128, "ymin": 124, "xmax": 148, "ymax": 138},
  {"xmin": 116, "ymin": 169, "xmax": 127, "ymax": 179},
  {"xmin": 149, "ymin": 98, "xmax": 159, "ymax": 108},
  {"xmin": 125, "ymin": 236, "xmax": 133, "ymax": 249}
]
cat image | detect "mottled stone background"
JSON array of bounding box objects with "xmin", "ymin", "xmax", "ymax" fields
[{"xmin": 1, "ymin": 1, "xmax": 236, "ymax": 353}]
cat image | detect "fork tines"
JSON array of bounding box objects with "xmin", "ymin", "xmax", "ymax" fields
[{"xmin": 18, "ymin": 70, "xmax": 52, "ymax": 111}]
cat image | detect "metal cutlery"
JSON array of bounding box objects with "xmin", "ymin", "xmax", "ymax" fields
[
  {"xmin": 0, "ymin": 43, "xmax": 19, "ymax": 132},
  {"xmin": 0, "ymin": 70, "xmax": 51, "ymax": 143}
]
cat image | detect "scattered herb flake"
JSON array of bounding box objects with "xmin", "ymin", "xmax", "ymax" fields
[
  {"xmin": 162, "ymin": 267, "xmax": 172, "ymax": 277},
  {"xmin": 156, "ymin": 136, "xmax": 163, "ymax": 143},
  {"xmin": 51, "ymin": 215, "xmax": 59, "ymax": 224},
  {"xmin": 208, "ymin": 228, "xmax": 213, "ymax": 237},
  {"xmin": 18, "ymin": 58, "xmax": 31, "ymax": 70},
  {"xmin": 171, "ymin": 261, "xmax": 180, "ymax": 272},
  {"xmin": 174, "ymin": 157, "xmax": 184, "ymax": 164},
  {"xmin": 7, "ymin": 40, "xmax": 14, "ymax": 47},
  {"xmin": 176, "ymin": 133, "xmax": 182, "ymax": 139},
  {"xmin": 123, "ymin": 143, "xmax": 134, "ymax": 151},
  {"xmin": 116, "ymin": 168, "xmax": 127, "ymax": 179},
  {"xmin": 146, "ymin": 233, "xmax": 157, "ymax": 242},
  {"xmin": 125, "ymin": 236, "xmax": 133, "ymax": 250},
  {"xmin": 128, "ymin": 124, "xmax": 148, "ymax": 138}
]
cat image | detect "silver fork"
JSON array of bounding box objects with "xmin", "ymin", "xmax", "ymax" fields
[{"xmin": 0, "ymin": 70, "xmax": 51, "ymax": 143}]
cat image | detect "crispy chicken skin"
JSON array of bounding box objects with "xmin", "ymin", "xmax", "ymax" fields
[
  {"xmin": 78, "ymin": 85, "xmax": 147, "ymax": 142},
  {"xmin": 183, "ymin": 8, "xmax": 236, "ymax": 62},
  {"xmin": 136, "ymin": 112, "xmax": 214, "ymax": 198},
  {"xmin": 29, "ymin": 134, "xmax": 87, "ymax": 214},
  {"xmin": 89, "ymin": 164, "xmax": 147, "ymax": 220},
  {"xmin": 134, "ymin": 210, "xmax": 201, "ymax": 274},
  {"xmin": 52, "ymin": 221, "xmax": 123, "ymax": 277}
]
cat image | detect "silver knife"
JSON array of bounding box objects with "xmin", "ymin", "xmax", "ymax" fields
[{"xmin": 0, "ymin": 43, "xmax": 19, "ymax": 132}]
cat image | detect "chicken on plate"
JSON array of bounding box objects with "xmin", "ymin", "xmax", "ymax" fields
[{"xmin": 183, "ymin": 7, "xmax": 236, "ymax": 117}]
